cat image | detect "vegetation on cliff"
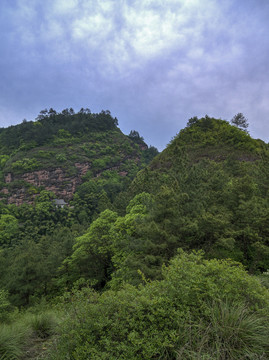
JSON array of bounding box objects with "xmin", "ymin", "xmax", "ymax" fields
[{"xmin": 0, "ymin": 109, "xmax": 157, "ymax": 209}]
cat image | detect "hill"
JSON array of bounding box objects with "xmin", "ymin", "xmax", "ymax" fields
[
  {"xmin": 0, "ymin": 108, "xmax": 157, "ymax": 205},
  {"xmin": 1, "ymin": 115, "xmax": 269, "ymax": 360},
  {"xmin": 75, "ymin": 116, "xmax": 268, "ymax": 290},
  {"xmin": 113, "ymin": 116, "xmax": 269, "ymax": 278}
]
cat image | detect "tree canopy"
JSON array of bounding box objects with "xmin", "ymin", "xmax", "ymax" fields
[{"xmin": 231, "ymin": 113, "xmax": 249, "ymax": 132}]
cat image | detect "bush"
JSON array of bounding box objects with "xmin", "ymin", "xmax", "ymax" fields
[
  {"xmin": 55, "ymin": 153, "xmax": 67, "ymax": 162},
  {"xmin": 48, "ymin": 251, "xmax": 269, "ymax": 359},
  {"xmin": 258, "ymin": 270, "xmax": 269, "ymax": 290},
  {"xmin": 11, "ymin": 158, "xmax": 40, "ymax": 172}
]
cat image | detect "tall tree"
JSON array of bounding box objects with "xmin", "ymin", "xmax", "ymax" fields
[{"xmin": 231, "ymin": 113, "xmax": 249, "ymax": 132}]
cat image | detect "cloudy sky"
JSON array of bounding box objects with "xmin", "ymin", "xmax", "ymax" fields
[{"xmin": 0, "ymin": 0, "xmax": 269, "ymax": 150}]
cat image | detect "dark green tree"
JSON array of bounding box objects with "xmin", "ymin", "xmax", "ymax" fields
[{"xmin": 231, "ymin": 113, "xmax": 249, "ymax": 132}]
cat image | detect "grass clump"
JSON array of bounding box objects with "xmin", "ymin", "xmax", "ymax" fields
[
  {"xmin": 27, "ymin": 311, "xmax": 58, "ymax": 339},
  {"xmin": 0, "ymin": 323, "xmax": 30, "ymax": 360},
  {"xmin": 176, "ymin": 300, "xmax": 269, "ymax": 359},
  {"xmin": 0, "ymin": 308, "xmax": 60, "ymax": 360},
  {"xmin": 209, "ymin": 300, "xmax": 269, "ymax": 359}
]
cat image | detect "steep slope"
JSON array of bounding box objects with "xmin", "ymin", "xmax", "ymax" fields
[
  {"xmin": 0, "ymin": 109, "xmax": 157, "ymax": 205},
  {"xmin": 108, "ymin": 116, "xmax": 269, "ymax": 280},
  {"xmin": 131, "ymin": 116, "xmax": 269, "ymax": 195}
]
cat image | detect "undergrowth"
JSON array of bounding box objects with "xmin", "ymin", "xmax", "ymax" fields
[{"xmin": 0, "ymin": 309, "xmax": 60, "ymax": 360}]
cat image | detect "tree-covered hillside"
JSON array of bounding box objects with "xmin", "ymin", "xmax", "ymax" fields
[
  {"xmin": 118, "ymin": 116, "xmax": 269, "ymax": 275},
  {"xmin": 0, "ymin": 108, "xmax": 118, "ymax": 153},
  {"xmin": 0, "ymin": 114, "xmax": 269, "ymax": 360},
  {"xmin": 0, "ymin": 108, "xmax": 158, "ymax": 206},
  {"xmin": 0, "ymin": 109, "xmax": 158, "ymax": 306}
]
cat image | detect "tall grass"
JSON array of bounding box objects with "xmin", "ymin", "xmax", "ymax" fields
[
  {"xmin": 0, "ymin": 310, "xmax": 59, "ymax": 360},
  {"xmin": 26, "ymin": 311, "xmax": 57, "ymax": 339},
  {"xmin": 176, "ymin": 300, "xmax": 269, "ymax": 360},
  {"xmin": 0, "ymin": 323, "xmax": 30, "ymax": 360},
  {"xmin": 258, "ymin": 271, "xmax": 269, "ymax": 290}
]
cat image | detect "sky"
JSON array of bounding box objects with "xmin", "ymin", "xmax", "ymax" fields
[{"xmin": 0, "ymin": 0, "xmax": 269, "ymax": 150}]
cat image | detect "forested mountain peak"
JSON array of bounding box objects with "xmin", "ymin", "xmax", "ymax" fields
[
  {"xmin": 0, "ymin": 108, "xmax": 119, "ymax": 153},
  {"xmin": 115, "ymin": 116, "xmax": 269, "ymax": 278},
  {"xmin": 152, "ymin": 116, "xmax": 268, "ymax": 169},
  {"xmin": 1, "ymin": 115, "xmax": 269, "ymax": 359},
  {"xmin": 0, "ymin": 109, "xmax": 158, "ymax": 205}
]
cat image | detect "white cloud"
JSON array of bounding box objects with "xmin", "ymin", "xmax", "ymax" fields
[
  {"xmin": 1, "ymin": 0, "xmax": 269, "ymax": 147},
  {"xmin": 10, "ymin": 0, "xmax": 220, "ymax": 68},
  {"xmin": 51, "ymin": 0, "xmax": 79, "ymax": 15}
]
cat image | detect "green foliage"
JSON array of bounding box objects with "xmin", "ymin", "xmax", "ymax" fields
[
  {"xmin": 0, "ymin": 226, "xmax": 76, "ymax": 306},
  {"xmin": 127, "ymin": 117, "xmax": 269, "ymax": 273},
  {"xmin": 174, "ymin": 116, "xmax": 263, "ymax": 158},
  {"xmin": 0, "ymin": 308, "xmax": 60, "ymax": 360},
  {"xmin": 0, "ymin": 289, "xmax": 11, "ymax": 322},
  {"xmin": 141, "ymin": 145, "xmax": 159, "ymax": 163},
  {"xmin": 66, "ymin": 209, "xmax": 118, "ymax": 288},
  {"xmin": 0, "ymin": 214, "xmax": 18, "ymax": 246},
  {"xmin": 92, "ymin": 158, "xmax": 108, "ymax": 171},
  {"xmin": 186, "ymin": 116, "xmax": 199, "ymax": 127},
  {"xmin": 2, "ymin": 114, "xmax": 269, "ymax": 359},
  {"xmin": 203, "ymin": 300, "xmax": 269, "ymax": 359},
  {"xmin": 0, "ymin": 155, "xmax": 9, "ymax": 170},
  {"xmin": 27, "ymin": 311, "xmax": 57, "ymax": 339},
  {"xmin": 0, "ymin": 111, "xmax": 152, "ymax": 215},
  {"xmin": 0, "ymin": 323, "xmax": 28, "ymax": 360},
  {"xmin": 55, "ymin": 153, "xmax": 67, "ymax": 162},
  {"xmin": 49, "ymin": 251, "xmax": 269, "ymax": 359},
  {"xmin": 11, "ymin": 158, "xmax": 40, "ymax": 172},
  {"xmin": 231, "ymin": 112, "xmax": 249, "ymax": 132},
  {"xmin": 57, "ymin": 129, "xmax": 71, "ymax": 138},
  {"xmin": 128, "ymin": 130, "xmax": 145, "ymax": 144},
  {"xmin": 109, "ymin": 192, "xmax": 156, "ymax": 287},
  {"xmin": 19, "ymin": 140, "xmax": 37, "ymax": 150},
  {"xmin": 0, "ymin": 109, "xmax": 119, "ymax": 154},
  {"xmin": 258, "ymin": 270, "xmax": 269, "ymax": 289},
  {"xmin": 1, "ymin": 114, "xmax": 269, "ymax": 359}
]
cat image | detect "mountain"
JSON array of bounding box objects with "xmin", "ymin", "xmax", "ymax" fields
[
  {"xmin": 0, "ymin": 108, "xmax": 157, "ymax": 205},
  {"xmin": 41, "ymin": 116, "xmax": 269, "ymax": 300},
  {"xmin": 1, "ymin": 114, "xmax": 269, "ymax": 360},
  {"xmin": 118, "ymin": 116, "xmax": 269, "ymax": 275},
  {"xmin": 130, "ymin": 115, "xmax": 268, "ymax": 195}
]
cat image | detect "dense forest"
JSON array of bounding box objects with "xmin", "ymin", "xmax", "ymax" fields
[{"xmin": 0, "ymin": 112, "xmax": 269, "ymax": 359}]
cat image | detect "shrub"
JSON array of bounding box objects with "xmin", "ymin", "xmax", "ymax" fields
[
  {"xmin": 0, "ymin": 155, "xmax": 9, "ymax": 170},
  {"xmin": 48, "ymin": 251, "xmax": 269, "ymax": 359},
  {"xmin": 38, "ymin": 150, "xmax": 54, "ymax": 159},
  {"xmin": 11, "ymin": 158, "xmax": 40, "ymax": 172},
  {"xmin": 55, "ymin": 153, "xmax": 67, "ymax": 162}
]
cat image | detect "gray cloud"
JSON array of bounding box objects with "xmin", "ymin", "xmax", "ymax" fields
[{"xmin": 0, "ymin": 0, "xmax": 269, "ymax": 149}]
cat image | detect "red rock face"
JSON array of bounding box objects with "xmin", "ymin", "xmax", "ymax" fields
[
  {"xmin": 1, "ymin": 187, "xmax": 9, "ymax": 194},
  {"xmin": 5, "ymin": 173, "xmax": 12, "ymax": 183},
  {"xmin": 1, "ymin": 162, "xmax": 92, "ymax": 205},
  {"xmin": 1, "ymin": 156, "xmax": 138, "ymax": 205}
]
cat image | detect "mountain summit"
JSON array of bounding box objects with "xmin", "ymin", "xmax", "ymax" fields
[{"xmin": 0, "ymin": 108, "xmax": 157, "ymax": 205}]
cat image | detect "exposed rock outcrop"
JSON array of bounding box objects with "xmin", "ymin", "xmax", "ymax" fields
[
  {"xmin": 1, "ymin": 162, "xmax": 92, "ymax": 205},
  {"xmin": 0, "ymin": 161, "xmax": 132, "ymax": 205}
]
